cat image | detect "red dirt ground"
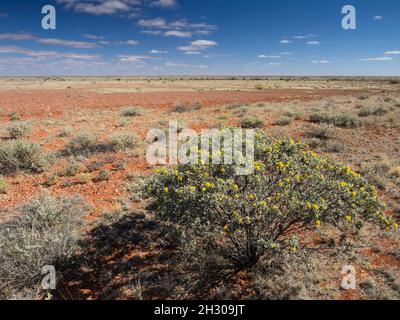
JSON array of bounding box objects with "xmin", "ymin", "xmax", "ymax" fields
[{"xmin": 0, "ymin": 88, "xmax": 370, "ymax": 118}]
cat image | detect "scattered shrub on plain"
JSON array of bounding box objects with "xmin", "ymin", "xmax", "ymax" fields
[
  {"xmin": 274, "ymin": 117, "xmax": 292, "ymax": 126},
  {"xmin": 7, "ymin": 122, "xmax": 31, "ymax": 139},
  {"xmin": 120, "ymin": 106, "xmax": 146, "ymax": 117},
  {"xmin": 0, "ymin": 193, "xmax": 90, "ymax": 299},
  {"xmin": 0, "ymin": 140, "xmax": 49, "ymax": 174},
  {"xmin": 0, "ymin": 176, "xmax": 8, "ymax": 194},
  {"xmin": 240, "ymin": 116, "xmax": 264, "ymax": 128},
  {"xmin": 146, "ymin": 130, "xmax": 395, "ymax": 272},
  {"xmin": 307, "ymin": 124, "xmax": 337, "ymax": 141},
  {"xmin": 110, "ymin": 132, "xmax": 140, "ymax": 151},
  {"xmin": 66, "ymin": 132, "xmax": 100, "ymax": 157}
]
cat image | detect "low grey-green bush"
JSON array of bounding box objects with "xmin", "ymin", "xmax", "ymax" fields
[
  {"xmin": 240, "ymin": 116, "xmax": 264, "ymax": 128},
  {"xmin": 274, "ymin": 117, "xmax": 292, "ymax": 126},
  {"xmin": 0, "ymin": 140, "xmax": 49, "ymax": 174},
  {"xmin": 7, "ymin": 122, "xmax": 31, "ymax": 139},
  {"xmin": 0, "ymin": 193, "xmax": 90, "ymax": 299},
  {"xmin": 308, "ymin": 124, "xmax": 337, "ymax": 140},
  {"xmin": 110, "ymin": 132, "xmax": 140, "ymax": 151},
  {"xmin": 66, "ymin": 132, "xmax": 100, "ymax": 156},
  {"xmin": 120, "ymin": 106, "xmax": 146, "ymax": 117}
]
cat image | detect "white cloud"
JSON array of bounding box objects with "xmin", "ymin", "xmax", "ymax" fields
[
  {"xmin": 118, "ymin": 55, "xmax": 151, "ymax": 63},
  {"xmin": 373, "ymin": 15, "xmax": 383, "ymax": 21},
  {"xmin": 63, "ymin": 53, "xmax": 100, "ymax": 60},
  {"xmin": 0, "ymin": 33, "xmax": 36, "ymax": 40},
  {"xmin": 312, "ymin": 60, "xmax": 331, "ymax": 64},
  {"xmin": 280, "ymin": 39, "xmax": 291, "ymax": 44},
  {"xmin": 307, "ymin": 41, "xmax": 320, "ymax": 45},
  {"xmin": 360, "ymin": 57, "xmax": 393, "ymax": 61},
  {"xmin": 258, "ymin": 55, "xmax": 281, "ymax": 59},
  {"xmin": 0, "ymin": 45, "xmax": 102, "ymax": 61},
  {"xmin": 293, "ymin": 34, "xmax": 317, "ymax": 39},
  {"xmin": 0, "ymin": 45, "xmax": 59, "ymax": 57},
  {"xmin": 140, "ymin": 30, "xmax": 163, "ymax": 35},
  {"xmin": 385, "ymin": 51, "xmax": 400, "ymax": 55},
  {"xmin": 116, "ymin": 39, "xmax": 140, "ymax": 45},
  {"xmin": 138, "ymin": 17, "xmax": 167, "ymax": 28},
  {"xmin": 37, "ymin": 38, "xmax": 99, "ymax": 48},
  {"xmin": 165, "ymin": 62, "xmax": 206, "ymax": 68},
  {"xmin": 149, "ymin": 0, "xmax": 178, "ymax": 8},
  {"xmin": 138, "ymin": 18, "xmax": 217, "ymax": 38},
  {"xmin": 150, "ymin": 49, "xmax": 168, "ymax": 54},
  {"xmin": 57, "ymin": 0, "xmax": 142, "ymax": 16},
  {"xmin": 178, "ymin": 39, "xmax": 217, "ymax": 52},
  {"xmin": 279, "ymin": 52, "xmax": 293, "ymax": 55},
  {"xmin": 82, "ymin": 34, "xmax": 106, "ymax": 40},
  {"xmin": 169, "ymin": 20, "xmax": 188, "ymax": 29},
  {"xmin": 164, "ymin": 30, "xmax": 192, "ymax": 38}
]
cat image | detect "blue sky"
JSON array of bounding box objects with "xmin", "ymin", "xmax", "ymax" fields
[{"xmin": 0, "ymin": 0, "xmax": 399, "ymax": 76}]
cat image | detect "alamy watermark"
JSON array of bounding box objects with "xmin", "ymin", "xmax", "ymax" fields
[
  {"xmin": 146, "ymin": 122, "xmax": 255, "ymax": 176},
  {"xmin": 41, "ymin": 5, "xmax": 56, "ymax": 30},
  {"xmin": 341, "ymin": 265, "xmax": 356, "ymax": 290},
  {"xmin": 342, "ymin": 5, "xmax": 356, "ymax": 30},
  {"xmin": 41, "ymin": 265, "xmax": 56, "ymax": 290}
]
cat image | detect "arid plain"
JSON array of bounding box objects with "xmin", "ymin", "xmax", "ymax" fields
[{"xmin": 0, "ymin": 77, "xmax": 399, "ymax": 300}]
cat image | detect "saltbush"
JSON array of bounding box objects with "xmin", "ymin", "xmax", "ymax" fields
[
  {"xmin": 146, "ymin": 130, "xmax": 395, "ymax": 270},
  {"xmin": 0, "ymin": 193, "xmax": 90, "ymax": 299},
  {"xmin": 120, "ymin": 106, "xmax": 146, "ymax": 117},
  {"xmin": 240, "ymin": 116, "xmax": 264, "ymax": 128},
  {"xmin": 0, "ymin": 176, "xmax": 8, "ymax": 194},
  {"xmin": 0, "ymin": 140, "xmax": 49, "ymax": 174},
  {"xmin": 309, "ymin": 112, "xmax": 361, "ymax": 128},
  {"xmin": 66, "ymin": 132, "xmax": 100, "ymax": 157},
  {"xmin": 7, "ymin": 122, "xmax": 31, "ymax": 139},
  {"xmin": 110, "ymin": 132, "xmax": 140, "ymax": 151}
]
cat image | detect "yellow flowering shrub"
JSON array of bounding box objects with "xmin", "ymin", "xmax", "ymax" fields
[{"xmin": 145, "ymin": 130, "xmax": 395, "ymax": 269}]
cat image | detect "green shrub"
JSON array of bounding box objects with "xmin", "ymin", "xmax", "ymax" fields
[
  {"xmin": 171, "ymin": 101, "xmax": 189, "ymax": 113},
  {"xmin": 308, "ymin": 124, "xmax": 337, "ymax": 140},
  {"xmin": 358, "ymin": 107, "xmax": 388, "ymax": 117},
  {"xmin": 7, "ymin": 122, "xmax": 31, "ymax": 139},
  {"xmin": 66, "ymin": 132, "xmax": 100, "ymax": 156},
  {"xmin": 44, "ymin": 173, "xmax": 59, "ymax": 187},
  {"xmin": 0, "ymin": 140, "xmax": 49, "ymax": 174},
  {"xmin": 9, "ymin": 112, "xmax": 21, "ymax": 121},
  {"xmin": 146, "ymin": 131, "xmax": 394, "ymax": 270},
  {"xmin": 322, "ymin": 141, "xmax": 346, "ymax": 153},
  {"xmin": 60, "ymin": 162, "xmax": 82, "ymax": 177},
  {"xmin": 110, "ymin": 132, "xmax": 140, "ymax": 151},
  {"xmin": 309, "ymin": 112, "xmax": 361, "ymax": 128},
  {"xmin": 120, "ymin": 106, "xmax": 146, "ymax": 117},
  {"xmin": 97, "ymin": 170, "xmax": 111, "ymax": 182},
  {"xmin": 240, "ymin": 116, "xmax": 264, "ymax": 128},
  {"xmin": 309, "ymin": 112, "xmax": 330, "ymax": 124},
  {"xmin": 330, "ymin": 114, "xmax": 362, "ymax": 128},
  {"xmin": 77, "ymin": 173, "xmax": 93, "ymax": 184},
  {"xmin": 0, "ymin": 177, "xmax": 8, "ymax": 194},
  {"xmin": 274, "ymin": 117, "xmax": 292, "ymax": 126},
  {"xmin": 0, "ymin": 193, "xmax": 90, "ymax": 299}
]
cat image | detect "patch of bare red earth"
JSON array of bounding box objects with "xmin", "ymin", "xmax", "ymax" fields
[{"xmin": 0, "ymin": 88, "xmax": 371, "ymax": 118}]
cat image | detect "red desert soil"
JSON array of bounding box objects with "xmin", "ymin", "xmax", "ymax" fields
[
  {"xmin": 1, "ymin": 85, "xmax": 398, "ymax": 300},
  {"xmin": 0, "ymin": 88, "xmax": 372, "ymax": 118}
]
